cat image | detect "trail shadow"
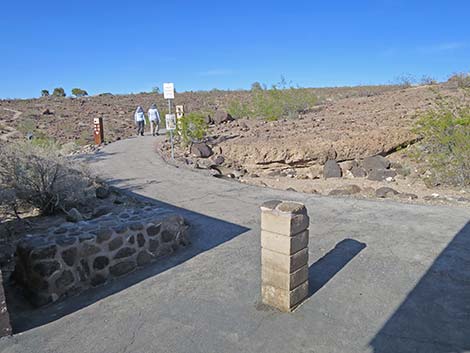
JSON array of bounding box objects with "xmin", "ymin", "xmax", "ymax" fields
[
  {"xmin": 370, "ymin": 221, "xmax": 470, "ymax": 353},
  {"xmin": 5, "ymin": 183, "xmax": 250, "ymax": 333},
  {"xmin": 308, "ymin": 238, "xmax": 366, "ymax": 296},
  {"xmin": 75, "ymin": 150, "xmax": 118, "ymax": 163}
]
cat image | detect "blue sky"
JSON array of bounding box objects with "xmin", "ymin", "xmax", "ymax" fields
[{"xmin": 0, "ymin": 0, "xmax": 469, "ymax": 98}]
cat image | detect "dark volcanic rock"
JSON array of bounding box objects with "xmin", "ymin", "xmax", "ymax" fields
[
  {"xmin": 323, "ymin": 160, "xmax": 342, "ymax": 179},
  {"xmin": 93, "ymin": 256, "xmax": 110, "ymax": 270},
  {"xmin": 328, "ymin": 185, "xmax": 361, "ymax": 196},
  {"xmin": 350, "ymin": 166, "xmax": 367, "ymax": 178},
  {"xmin": 375, "ymin": 187, "xmax": 399, "ymax": 198},
  {"xmin": 367, "ymin": 169, "xmax": 397, "ymax": 181},
  {"xmin": 113, "ymin": 247, "xmax": 136, "ymax": 259},
  {"xmin": 191, "ymin": 143, "xmax": 213, "ymax": 158},
  {"xmin": 61, "ymin": 248, "xmax": 77, "ymax": 267},
  {"xmin": 213, "ymin": 111, "xmax": 234, "ymax": 124},
  {"xmin": 362, "ymin": 155, "xmax": 391, "ymax": 171},
  {"xmin": 109, "ymin": 261, "xmax": 136, "ymax": 277}
]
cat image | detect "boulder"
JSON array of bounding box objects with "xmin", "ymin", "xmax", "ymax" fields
[
  {"xmin": 66, "ymin": 208, "xmax": 83, "ymax": 223},
  {"xmin": 42, "ymin": 109, "xmax": 53, "ymax": 115},
  {"xmin": 191, "ymin": 143, "xmax": 213, "ymax": 158},
  {"xmin": 213, "ymin": 111, "xmax": 234, "ymax": 125},
  {"xmin": 212, "ymin": 155, "xmax": 225, "ymax": 166},
  {"xmin": 95, "ymin": 186, "xmax": 110, "ymax": 199},
  {"xmin": 368, "ymin": 169, "xmax": 397, "ymax": 181},
  {"xmin": 202, "ymin": 115, "xmax": 213, "ymax": 125},
  {"xmin": 323, "ymin": 160, "xmax": 342, "ymax": 179},
  {"xmin": 350, "ymin": 166, "xmax": 367, "ymax": 178},
  {"xmin": 375, "ymin": 187, "xmax": 399, "ymax": 198},
  {"xmin": 397, "ymin": 193, "xmax": 418, "ymax": 200},
  {"xmin": 328, "ymin": 185, "xmax": 361, "ymax": 196},
  {"xmin": 362, "ymin": 155, "xmax": 391, "ymax": 171}
]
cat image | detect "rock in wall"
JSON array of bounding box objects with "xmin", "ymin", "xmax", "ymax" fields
[{"xmin": 13, "ymin": 207, "xmax": 189, "ymax": 307}]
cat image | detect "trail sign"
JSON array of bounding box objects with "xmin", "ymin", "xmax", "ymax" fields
[
  {"xmin": 93, "ymin": 117, "xmax": 104, "ymax": 145},
  {"xmin": 165, "ymin": 114, "xmax": 177, "ymax": 131},
  {"xmin": 163, "ymin": 83, "xmax": 175, "ymax": 100}
]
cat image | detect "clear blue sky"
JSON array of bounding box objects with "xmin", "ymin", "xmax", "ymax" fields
[{"xmin": 1, "ymin": 0, "xmax": 469, "ymax": 98}]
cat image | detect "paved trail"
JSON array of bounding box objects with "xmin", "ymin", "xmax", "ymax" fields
[
  {"xmin": 0, "ymin": 108, "xmax": 22, "ymax": 141},
  {"xmin": 1, "ymin": 136, "xmax": 469, "ymax": 353}
]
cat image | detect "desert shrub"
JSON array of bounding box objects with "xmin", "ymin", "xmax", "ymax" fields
[
  {"xmin": 17, "ymin": 118, "xmax": 37, "ymax": 134},
  {"xmin": 177, "ymin": 112, "xmax": 207, "ymax": 146},
  {"xmin": 413, "ymin": 95, "xmax": 470, "ymax": 186},
  {"xmin": 420, "ymin": 75, "xmax": 437, "ymax": 85},
  {"xmin": 52, "ymin": 87, "xmax": 66, "ymax": 97},
  {"xmin": 394, "ymin": 74, "xmax": 416, "ymax": 88},
  {"xmin": 0, "ymin": 142, "xmax": 93, "ymax": 215},
  {"xmin": 227, "ymin": 100, "xmax": 251, "ymax": 119},
  {"xmin": 227, "ymin": 78, "xmax": 317, "ymax": 121},
  {"xmin": 41, "ymin": 90, "xmax": 50, "ymax": 97},
  {"xmin": 448, "ymin": 72, "xmax": 470, "ymax": 89},
  {"xmin": 252, "ymin": 82, "xmax": 317, "ymax": 120},
  {"xmin": 71, "ymin": 88, "xmax": 88, "ymax": 97}
]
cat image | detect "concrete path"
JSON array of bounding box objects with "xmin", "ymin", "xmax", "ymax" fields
[{"xmin": 1, "ymin": 136, "xmax": 470, "ymax": 353}]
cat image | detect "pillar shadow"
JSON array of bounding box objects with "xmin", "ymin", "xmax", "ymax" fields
[
  {"xmin": 369, "ymin": 221, "xmax": 470, "ymax": 353},
  {"xmin": 308, "ymin": 238, "xmax": 366, "ymax": 296}
]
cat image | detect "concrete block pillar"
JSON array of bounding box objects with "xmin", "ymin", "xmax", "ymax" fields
[
  {"xmin": 260, "ymin": 200, "xmax": 309, "ymax": 312},
  {"xmin": 0, "ymin": 270, "xmax": 12, "ymax": 337}
]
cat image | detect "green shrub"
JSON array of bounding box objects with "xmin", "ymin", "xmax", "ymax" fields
[
  {"xmin": 227, "ymin": 78, "xmax": 317, "ymax": 121},
  {"xmin": 227, "ymin": 100, "xmax": 251, "ymax": 119},
  {"xmin": 17, "ymin": 118, "xmax": 37, "ymax": 134},
  {"xmin": 41, "ymin": 89, "xmax": 50, "ymax": 97},
  {"xmin": 413, "ymin": 95, "xmax": 470, "ymax": 186},
  {"xmin": 0, "ymin": 142, "xmax": 93, "ymax": 215},
  {"xmin": 71, "ymin": 88, "xmax": 88, "ymax": 97},
  {"xmin": 177, "ymin": 112, "xmax": 207, "ymax": 146},
  {"xmin": 52, "ymin": 87, "xmax": 66, "ymax": 97}
]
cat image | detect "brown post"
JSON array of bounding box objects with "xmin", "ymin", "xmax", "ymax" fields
[
  {"xmin": 260, "ymin": 200, "xmax": 309, "ymax": 312},
  {"xmin": 0, "ymin": 270, "xmax": 12, "ymax": 337},
  {"xmin": 93, "ymin": 117, "xmax": 104, "ymax": 145}
]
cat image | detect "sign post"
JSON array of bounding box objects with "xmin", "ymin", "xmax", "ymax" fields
[
  {"xmin": 93, "ymin": 117, "xmax": 104, "ymax": 145},
  {"xmin": 163, "ymin": 83, "xmax": 176, "ymax": 159},
  {"xmin": 176, "ymin": 105, "xmax": 184, "ymax": 135}
]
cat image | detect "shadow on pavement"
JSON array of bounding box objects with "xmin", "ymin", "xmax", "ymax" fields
[
  {"xmin": 370, "ymin": 221, "xmax": 470, "ymax": 353},
  {"xmin": 308, "ymin": 238, "xmax": 366, "ymax": 296},
  {"xmin": 6, "ymin": 185, "xmax": 250, "ymax": 333}
]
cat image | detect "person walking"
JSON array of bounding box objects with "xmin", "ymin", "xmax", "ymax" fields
[
  {"xmin": 148, "ymin": 104, "xmax": 161, "ymax": 136},
  {"xmin": 134, "ymin": 106, "xmax": 146, "ymax": 136}
]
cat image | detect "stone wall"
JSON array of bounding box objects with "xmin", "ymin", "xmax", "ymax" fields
[
  {"xmin": 0, "ymin": 270, "xmax": 12, "ymax": 337},
  {"xmin": 13, "ymin": 207, "xmax": 189, "ymax": 307}
]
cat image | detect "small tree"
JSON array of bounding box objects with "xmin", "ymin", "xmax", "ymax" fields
[
  {"xmin": 251, "ymin": 82, "xmax": 263, "ymax": 91},
  {"xmin": 41, "ymin": 89, "xmax": 50, "ymax": 97},
  {"xmin": 177, "ymin": 112, "xmax": 208, "ymax": 146},
  {"xmin": 52, "ymin": 87, "xmax": 66, "ymax": 97},
  {"xmin": 71, "ymin": 88, "xmax": 88, "ymax": 97},
  {"xmin": 152, "ymin": 87, "xmax": 161, "ymax": 94}
]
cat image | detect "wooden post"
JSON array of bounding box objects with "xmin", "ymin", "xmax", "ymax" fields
[{"xmin": 93, "ymin": 117, "xmax": 104, "ymax": 145}]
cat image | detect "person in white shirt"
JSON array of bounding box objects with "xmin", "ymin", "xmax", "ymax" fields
[
  {"xmin": 148, "ymin": 104, "xmax": 161, "ymax": 136},
  {"xmin": 134, "ymin": 106, "xmax": 146, "ymax": 136}
]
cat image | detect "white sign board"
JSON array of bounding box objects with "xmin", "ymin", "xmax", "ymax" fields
[
  {"xmin": 165, "ymin": 114, "xmax": 177, "ymax": 130},
  {"xmin": 163, "ymin": 83, "xmax": 175, "ymax": 100}
]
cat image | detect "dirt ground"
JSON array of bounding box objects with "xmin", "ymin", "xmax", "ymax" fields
[{"xmin": 1, "ymin": 81, "xmax": 469, "ymax": 207}]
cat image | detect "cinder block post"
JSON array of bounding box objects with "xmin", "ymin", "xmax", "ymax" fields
[
  {"xmin": 260, "ymin": 200, "xmax": 309, "ymax": 312},
  {"xmin": 0, "ymin": 270, "xmax": 12, "ymax": 337}
]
